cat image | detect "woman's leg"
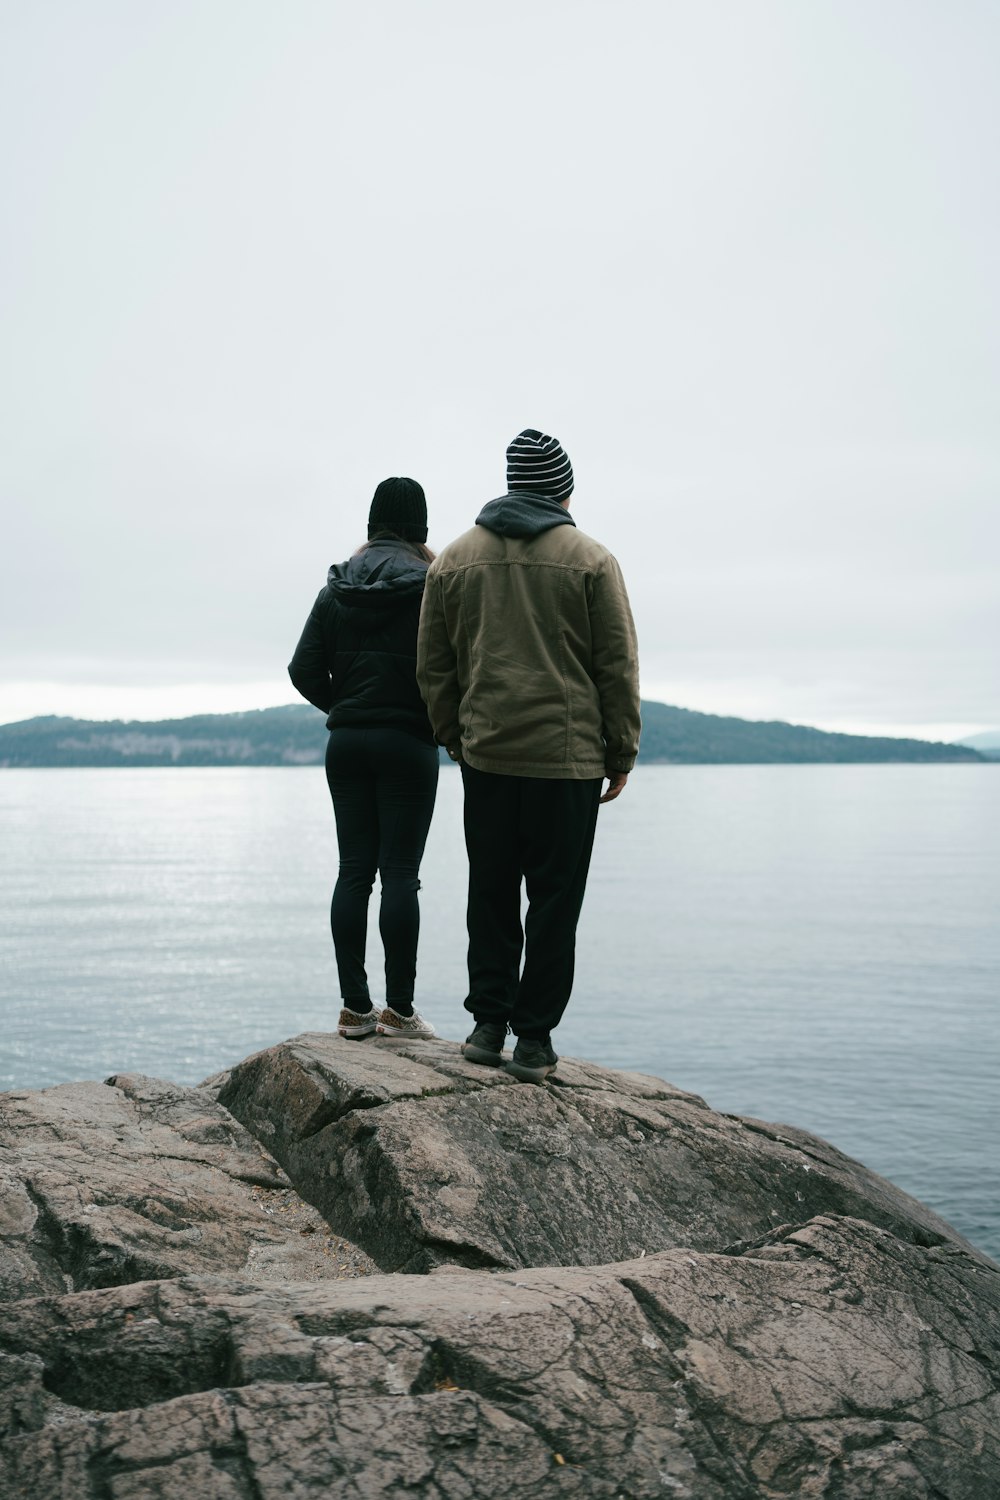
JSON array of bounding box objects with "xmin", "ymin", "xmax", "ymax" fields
[
  {"xmin": 369, "ymin": 730, "xmax": 439, "ymax": 1013},
  {"xmin": 325, "ymin": 730, "xmax": 379, "ymax": 1008}
]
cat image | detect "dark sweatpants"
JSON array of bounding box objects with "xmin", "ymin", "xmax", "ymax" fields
[
  {"xmin": 326, "ymin": 727, "xmax": 439, "ymax": 1013},
  {"xmin": 461, "ymin": 763, "xmax": 602, "ymax": 1040}
]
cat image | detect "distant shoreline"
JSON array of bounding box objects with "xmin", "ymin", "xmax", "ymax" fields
[{"xmin": 0, "ymin": 702, "xmax": 988, "ymax": 768}]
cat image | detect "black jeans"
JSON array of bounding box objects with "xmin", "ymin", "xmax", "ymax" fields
[
  {"xmin": 461, "ymin": 764, "xmax": 602, "ymax": 1040},
  {"xmin": 326, "ymin": 728, "xmax": 439, "ymax": 1013}
]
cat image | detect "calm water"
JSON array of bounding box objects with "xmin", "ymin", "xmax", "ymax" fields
[{"xmin": 1, "ymin": 766, "xmax": 998, "ymax": 1261}]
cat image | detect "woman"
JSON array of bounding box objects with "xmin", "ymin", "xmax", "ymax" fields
[{"xmin": 288, "ymin": 477, "xmax": 439, "ymax": 1040}]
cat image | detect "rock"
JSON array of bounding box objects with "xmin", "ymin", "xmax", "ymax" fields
[
  {"xmin": 0, "ymin": 1073, "xmax": 375, "ymax": 1301},
  {"xmin": 3, "ymin": 1038, "xmax": 999, "ymax": 1497},
  {"xmin": 216, "ymin": 1033, "xmax": 988, "ymax": 1275},
  {"xmin": 2, "ymin": 1215, "xmax": 999, "ymax": 1498}
]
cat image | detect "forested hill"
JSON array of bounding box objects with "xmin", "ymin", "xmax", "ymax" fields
[
  {"xmin": 0, "ymin": 702, "xmax": 984, "ymax": 767},
  {"xmin": 639, "ymin": 702, "xmax": 983, "ymax": 763}
]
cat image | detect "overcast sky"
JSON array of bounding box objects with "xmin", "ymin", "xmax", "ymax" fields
[{"xmin": 2, "ymin": 0, "xmax": 997, "ymax": 739}]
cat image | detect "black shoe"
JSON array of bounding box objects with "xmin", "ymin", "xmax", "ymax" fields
[
  {"xmin": 462, "ymin": 1021, "xmax": 507, "ymax": 1067},
  {"xmin": 505, "ymin": 1038, "xmax": 558, "ymax": 1084}
]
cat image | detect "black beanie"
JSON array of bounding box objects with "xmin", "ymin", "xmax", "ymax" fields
[
  {"xmin": 367, "ymin": 477, "xmax": 428, "ymax": 543},
  {"xmin": 506, "ymin": 428, "xmax": 574, "ymax": 502}
]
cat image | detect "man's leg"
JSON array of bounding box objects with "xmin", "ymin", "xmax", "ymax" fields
[
  {"xmin": 511, "ymin": 776, "xmax": 602, "ymax": 1040},
  {"xmin": 461, "ymin": 763, "xmax": 523, "ymax": 1024}
]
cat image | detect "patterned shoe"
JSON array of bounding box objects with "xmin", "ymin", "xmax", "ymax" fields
[
  {"xmin": 462, "ymin": 1022, "xmax": 507, "ymax": 1066},
  {"xmin": 337, "ymin": 1006, "xmax": 379, "ymax": 1040},
  {"xmin": 376, "ymin": 1007, "xmax": 436, "ymax": 1040}
]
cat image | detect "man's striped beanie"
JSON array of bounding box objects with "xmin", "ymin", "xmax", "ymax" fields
[{"xmin": 506, "ymin": 428, "xmax": 574, "ymax": 503}]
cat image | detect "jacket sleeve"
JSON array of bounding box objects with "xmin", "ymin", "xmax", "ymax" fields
[
  {"xmin": 288, "ymin": 590, "xmax": 333, "ymax": 714},
  {"xmin": 589, "ymin": 554, "xmax": 641, "ymax": 773},
  {"xmin": 416, "ymin": 567, "xmax": 462, "ymax": 749}
]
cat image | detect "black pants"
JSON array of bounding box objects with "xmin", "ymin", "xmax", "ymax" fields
[
  {"xmin": 326, "ymin": 728, "xmax": 439, "ymax": 1012},
  {"xmin": 461, "ymin": 763, "xmax": 602, "ymax": 1040}
]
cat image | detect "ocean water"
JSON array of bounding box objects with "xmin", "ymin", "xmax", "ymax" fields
[{"xmin": 1, "ymin": 765, "xmax": 998, "ymax": 1261}]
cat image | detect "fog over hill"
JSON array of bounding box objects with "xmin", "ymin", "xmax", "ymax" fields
[
  {"xmin": 958, "ymin": 730, "xmax": 1000, "ymax": 759},
  {"xmin": 0, "ymin": 703, "xmax": 985, "ymax": 768}
]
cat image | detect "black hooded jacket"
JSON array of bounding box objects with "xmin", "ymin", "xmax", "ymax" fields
[{"xmin": 288, "ymin": 541, "xmax": 434, "ymax": 743}]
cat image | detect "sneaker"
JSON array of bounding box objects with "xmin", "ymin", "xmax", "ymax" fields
[
  {"xmin": 462, "ymin": 1022, "xmax": 508, "ymax": 1067},
  {"xmin": 376, "ymin": 1006, "xmax": 436, "ymax": 1040},
  {"xmin": 505, "ymin": 1038, "xmax": 558, "ymax": 1084},
  {"xmin": 337, "ymin": 1006, "xmax": 379, "ymax": 1039}
]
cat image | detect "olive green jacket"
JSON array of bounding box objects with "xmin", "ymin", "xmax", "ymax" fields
[{"xmin": 416, "ymin": 500, "xmax": 641, "ymax": 779}]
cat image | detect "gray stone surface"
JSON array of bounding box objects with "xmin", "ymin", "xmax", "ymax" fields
[
  {"xmin": 0, "ymin": 1072, "xmax": 375, "ymax": 1302},
  {"xmin": 2, "ymin": 1215, "xmax": 999, "ymax": 1498},
  {"xmin": 3, "ymin": 1039, "xmax": 999, "ymax": 1497},
  {"xmin": 217, "ymin": 1033, "xmax": 989, "ymax": 1274}
]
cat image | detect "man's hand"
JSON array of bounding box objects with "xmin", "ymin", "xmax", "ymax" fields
[{"xmin": 600, "ymin": 771, "xmax": 628, "ymax": 804}]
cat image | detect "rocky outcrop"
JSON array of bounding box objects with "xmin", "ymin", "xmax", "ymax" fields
[
  {"xmin": 216, "ymin": 1033, "xmax": 986, "ymax": 1274},
  {"xmin": 0, "ymin": 1072, "xmax": 374, "ymax": 1302},
  {"xmin": 2, "ymin": 1036, "xmax": 999, "ymax": 1499},
  {"xmin": 3, "ymin": 1216, "xmax": 999, "ymax": 1498}
]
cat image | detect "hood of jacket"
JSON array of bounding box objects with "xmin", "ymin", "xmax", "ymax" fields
[
  {"xmin": 475, "ymin": 491, "xmax": 576, "ymax": 539},
  {"xmin": 326, "ymin": 542, "xmax": 429, "ymax": 613}
]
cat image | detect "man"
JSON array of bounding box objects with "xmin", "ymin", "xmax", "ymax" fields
[{"xmin": 417, "ymin": 428, "xmax": 641, "ymax": 1082}]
